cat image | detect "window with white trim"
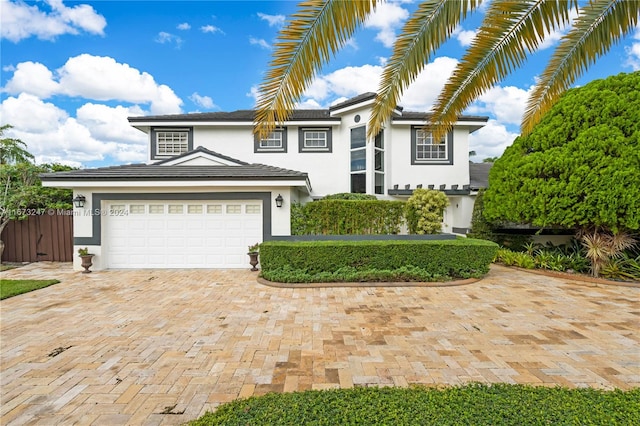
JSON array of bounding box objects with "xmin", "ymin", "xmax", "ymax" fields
[
  {"xmin": 298, "ymin": 128, "xmax": 332, "ymax": 152},
  {"xmin": 156, "ymin": 131, "xmax": 189, "ymax": 155},
  {"xmin": 411, "ymin": 127, "xmax": 453, "ymax": 165},
  {"xmin": 151, "ymin": 127, "xmax": 193, "ymax": 160},
  {"xmin": 255, "ymin": 128, "xmax": 287, "ymax": 153}
]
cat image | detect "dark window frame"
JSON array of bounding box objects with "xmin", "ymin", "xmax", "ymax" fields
[
  {"xmin": 150, "ymin": 127, "xmax": 194, "ymax": 160},
  {"xmin": 410, "ymin": 126, "xmax": 454, "ymax": 165},
  {"xmin": 254, "ymin": 127, "xmax": 288, "ymax": 153},
  {"xmin": 298, "ymin": 127, "xmax": 333, "ymax": 153}
]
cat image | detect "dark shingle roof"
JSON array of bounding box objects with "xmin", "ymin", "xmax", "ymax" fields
[
  {"xmin": 41, "ymin": 163, "xmax": 309, "ymax": 182},
  {"xmin": 392, "ymin": 112, "xmax": 489, "ymax": 122},
  {"xmin": 469, "ymin": 162, "xmax": 493, "ymax": 189},
  {"xmin": 129, "ymin": 109, "xmax": 334, "ymax": 123},
  {"xmin": 154, "ymin": 146, "xmax": 248, "ymax": 165},
  {"xmin": 328, "ymin": 92, "xmax": 377, "ymax": 111}
]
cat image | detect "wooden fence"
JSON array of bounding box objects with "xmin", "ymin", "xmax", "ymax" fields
[{"xmin": 1, "ymin": 212, "xmax": 73, "ymax": 262}]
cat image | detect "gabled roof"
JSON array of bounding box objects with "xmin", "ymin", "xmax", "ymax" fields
[
  {"xmin": 328, "ymin": 92, "xmax": 377, "ymax": 112},
  {"xmin": 155, "ymin": 146, "xmax": 248, "ymax": 165},
  {"xmin": 41, "ymin": 163, "xmax": 309, "ymax": 182}
]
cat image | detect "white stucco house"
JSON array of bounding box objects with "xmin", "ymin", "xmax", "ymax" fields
[{"xmin": 42, "ymin": 93, "xmax": 488, "ymax": 270}]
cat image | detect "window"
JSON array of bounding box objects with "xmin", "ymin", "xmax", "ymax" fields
[
  {"xmin": 129, "ymin": 205, "xmax": 145, "ymax": 214},
  {"xmin": 350, "ymin": 126, "xmax": 366, "ymax": 193},
  {"xmin": 254, "ymin": 128, "xmax": 287, "ymax": 153},
  {"xmin": 168, "ymin": 204, "xmax": 184, "ymax": 214},
  {"xmin": 246, "ymin": 204, "xmax": 261, "ymax": 214},
  {"xmin": 226, "ymin": 205, "xmax": 241, "ymax": 214},
  {"xmin": 188, "ymin": 204, "xmax": 203, "ymax": 214},
  {"xmin": 151, "ymin": 128, "xmax": 193, "ymax": 159},
  {"xmin": 411, "ymin": 127, "xmax": 453, "ymax": 165},
  {"xmin": 298, "ymin": 128, "xmax": 332, "ymax": 152},
  {"xmin": 149, "ymin": 205, "xmax": 164, "ymax": 214},
  {"xmin": 374, "ymin": 131, "xmax": 384, "ymax": 194},
  {"xmin": 207, "ymin": 204, "xmax": 222, "ymax": 214}
]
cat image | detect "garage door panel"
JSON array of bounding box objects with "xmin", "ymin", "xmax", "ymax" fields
[{"xmin": 105, "ymin": 200, "xmax": 262, "ymax": 269}]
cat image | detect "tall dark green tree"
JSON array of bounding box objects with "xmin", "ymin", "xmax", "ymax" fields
[{"xmin": 483, "ymin": 72, "xmax": 639, "ymax": 275}]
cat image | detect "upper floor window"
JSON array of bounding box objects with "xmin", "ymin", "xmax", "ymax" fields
[
  {"xmin": 255, "ymin": 128, "xmax": 287, "ymax": 153},
  {"xmin": 298, "ymin": 128, "xmax": 332, "ymax": 152},
  {"xmin": 411, "ymin": 127, "xmax": 453, "ymax": 165},
  {"xmin": 151, "ymin": 127, "xmax": 193, "ymax": 160}
]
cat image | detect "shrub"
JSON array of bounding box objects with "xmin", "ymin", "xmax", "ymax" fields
[
  {"xmin": 259, "ymin": 239, "xmax": 498, "ymax": 283},
  {"xmin": 189, "ymin": 384, "xmax": 640, "ymax": 426},
  {"xmin": 291, "ymin": 200, "xmax": 405, "ymax": 235},
  {"xmin": 322, "ymin": 193, "xmax": 377, "ymax": 200},
  {"xmin": 404, "ymin": 189, "xmax": 449, "ymax": 234}
]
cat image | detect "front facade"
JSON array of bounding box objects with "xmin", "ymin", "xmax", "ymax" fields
[{"xmin": 43, "ymin": 93, "xmax": 488, "ymax": 270}]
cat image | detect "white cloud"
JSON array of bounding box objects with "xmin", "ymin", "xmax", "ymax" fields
[
  {"xmin": 1, "ymin": 0, "xmax": 106, "ymax": 42},
  {"xmin": 624, "ymin": 26, "xmax": 640, "ymax": 70},
  {"xmin": 401, "ymin": 57, "xmax": 459, "ymax": 110},
  {"xmin": 257, "ymin": 12, "xmax": 285, "ymax": 27},
  {"xmin": 0, "ymin": 94, "xmax": 147, "ymax": 165},
  {"xmin": 0, "ymin": 93, "xmax": 68, "ymax": 133},
  {"xmin": 2, "ymin": 54, "xmax": 182, "ymax": 115},
  {"xmin": 189, "ymin": 93, "xmax": 216, "ymax": 109},
  {"xmin": 364, "ymin": 1, "xmax": 409, "ymax": 48},
  {"xmin": 455, "ymin": 28, "xmax": 477, "ymax": 47},
  {"xmin": 249, "ymin": 37, "xmax": 271, "ymax": 50},
  {"xmin": 201, "ymin": 25, "xmax": 224, "ymax": 35},
  {"xmin": 155, "ymin": 31, "xmax": 183, "ymax": 48},
  {"xmin": 177, "ymin": 22, "xmax": 191, "ymax": 30},
  {"xmin": 2, "ymin": 61, "xmax": 61, "ymax": 98},
  {"xmin": 470, "ymin": 85, "xmax": 532, "ymax": 126},
  {"xmin": 468, "ymin": 120, "xmax": 519, "ymax": 160}
]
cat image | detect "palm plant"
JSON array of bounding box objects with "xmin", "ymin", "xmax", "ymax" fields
[
  {"xmin": 255, "ymin": 0, "xmax": 640, "ymax": 140},
  {"xmin": 579, "ymin": 229, "xmax": 637, "ymax": 277}
]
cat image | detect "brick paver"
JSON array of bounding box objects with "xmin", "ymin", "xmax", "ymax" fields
[{"xmin": 1, "ymin": 262, "xmax": 638, "ymax": 425}]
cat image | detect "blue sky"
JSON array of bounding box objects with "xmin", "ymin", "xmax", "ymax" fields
[{"xmin": 1, "ymin": 0, "xmax": 639, "ymax": 168}]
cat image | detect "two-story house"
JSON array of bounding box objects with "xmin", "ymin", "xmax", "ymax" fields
[{"xmin": 42, "ymin": 93, "xmax": 488, "ymax": 270}]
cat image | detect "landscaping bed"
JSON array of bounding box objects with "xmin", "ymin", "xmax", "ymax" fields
[
  {"xmin": 259, "ymin": 239, "xmax": 498, "ymax": 283},
  {"xmin": 189, "ymin": 384, "xmax": 640, "ymax": 425}
]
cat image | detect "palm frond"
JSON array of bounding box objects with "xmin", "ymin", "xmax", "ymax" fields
[
  {"xmin": 368, "ymin": 0, "xmax": 481, "ymax": 140},
  {"xmin": 428, "ymin": 0, "xmax": 578, "ymax": 140},
  {"xmin": 254, "ymin": 0, "xmax": 376, "ymax": 139},
  {"xmin": 522, "ymin": 0, "xmax": 640, "ymax": 135}
]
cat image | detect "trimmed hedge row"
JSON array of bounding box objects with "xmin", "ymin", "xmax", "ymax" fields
[
  {"xmin": 259, "ymin": 239, "xmax": 498, "ymax": 283},
  {"xmin": 291, "ymin": 200, "xmax": 405, "ymax": 235}
]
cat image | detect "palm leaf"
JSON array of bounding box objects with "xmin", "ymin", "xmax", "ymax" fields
[
  {"xmin": 254, "ymin": 0, "xmax": 376, "ymax": 139},
  {"xmin": 368, "ymin": 0, "xmax": 481, "ymax": 140},
  {"xmin": 428, "ymin": 0, "xmax": 578, "ymax": 140},
  {"xmin": 522, "ymin": 0, "xmax": 640, "ymax": 135}
]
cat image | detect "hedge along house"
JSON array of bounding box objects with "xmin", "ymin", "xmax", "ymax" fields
[{"xmin": 42, "ymin": 93, "xmax": 488, "ymax": 271}]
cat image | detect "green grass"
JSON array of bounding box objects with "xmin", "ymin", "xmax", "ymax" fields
[
  {"xmin": 189, "ymin": 384, "xmax": 639, "ymax": 425},
  {"xmin": 0, "ymin": 279, "xmax": 60, "ymax": 300}
]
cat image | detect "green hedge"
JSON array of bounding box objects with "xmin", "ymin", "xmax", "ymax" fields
[
  {"xmin": 291, "ymin": 200, "xmax": 405, "ymax": 235},
  {"xmin": 259, "ymin": 239, "xmax": 498, "ymax": 283},
  {"xmin": 189, "ymin": 384, "xmax": 640, "ymax": 426}
]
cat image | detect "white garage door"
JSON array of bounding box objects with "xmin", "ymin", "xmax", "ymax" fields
[{"xmin": 104, "ymin": 201, "xmax": 263, "ymax": 268}]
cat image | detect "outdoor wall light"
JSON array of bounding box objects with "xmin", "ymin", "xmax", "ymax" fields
[
  {"xmin": 275, "ymin": 194, "xmax": 284, "ymax": 208},
  {"xmin": 73, "ymin": 194, "xmax": 86, "ymax": 208}
]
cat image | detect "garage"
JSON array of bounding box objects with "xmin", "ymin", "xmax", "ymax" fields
[{"xmin": 104, "ymin": 200, "xmax": 263, "ymax": 268}]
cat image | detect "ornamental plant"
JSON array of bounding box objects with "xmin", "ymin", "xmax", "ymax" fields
[{"xmin": 404, "ymin": 189, "xmax": 449, "ymax": 234}]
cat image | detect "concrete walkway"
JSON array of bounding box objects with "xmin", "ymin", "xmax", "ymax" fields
[{"xmin": 1, "ymin": 263, "xmax": 638, "ymax": 425}]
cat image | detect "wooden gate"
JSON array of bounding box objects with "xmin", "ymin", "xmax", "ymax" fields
[{"xmin": 1, "ymin": 212, "xmax": 73, "ymax": 262}]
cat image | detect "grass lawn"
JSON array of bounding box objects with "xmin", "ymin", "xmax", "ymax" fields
[
  {"xmin": 189, "ymin": 384, "xmax": 639, "ymax": 425},
  {"xmin": 0, "ymin": 279, "xmax": 60, "ymax": 300}
]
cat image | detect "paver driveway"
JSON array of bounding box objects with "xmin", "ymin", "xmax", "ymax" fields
[{"xmin": 1, "ymin": 262, "xmax": 638, "ymax": 425}]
